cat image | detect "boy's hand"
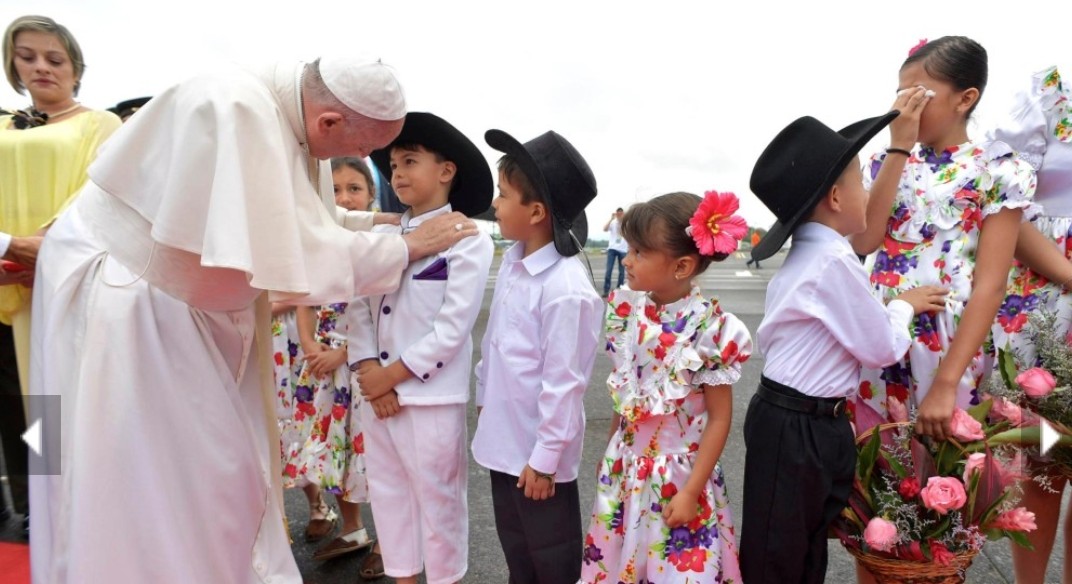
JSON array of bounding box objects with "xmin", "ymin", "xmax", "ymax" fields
[
  {"xmin": 356, "ymin": 360, "xmax": 396, "ymax": 401},
  {"xmin": 517, "ymin": 465, "xmax": 555, "ymax": 500},
  {"xmin": 888, "ymin": 85, "xmax": 933, "ymax": 150},
  {"xmin": 305, "ymin": 347, "xmax": 346, "ymax": 379},
  {"xmin": 370, "ymin": 390, "xmax": 401, "ymax": 420},
  {"xmin": 662, "ymin": 488, "xmax": 700, "ymax": 528},
  {"xmin": 894, "ymin": 285, "xmax": 948, "ymax": 315}
]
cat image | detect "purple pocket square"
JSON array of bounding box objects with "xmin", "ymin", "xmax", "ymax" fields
[{"xmin": 413, "ymin": 257, "xmax": 449, "ymax": 281}]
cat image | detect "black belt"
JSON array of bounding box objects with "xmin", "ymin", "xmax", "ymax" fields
[{"xmin": 757, "ymin": 376, "xmax": 847, "ymax": 418}]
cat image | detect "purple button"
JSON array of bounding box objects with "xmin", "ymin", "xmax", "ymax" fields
[
  {"xmin": 382, "ymin": 306, "xmax": 391, "ymax": 315},
  {"xmin": 422, "ymin": 373, "xmax": 430, "ymax": 380},
  {"xmin": 436, "ymin": 362, "xmax": 444, "ymax": 368},
  {"xmin": 380, "ymin": 351, "xmax": 389, "ymax": 360}
]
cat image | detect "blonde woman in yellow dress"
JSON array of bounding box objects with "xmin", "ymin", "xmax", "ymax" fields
[{"xmin": 0, "ymin": 14, "xmax": 120, "ymax": 535}]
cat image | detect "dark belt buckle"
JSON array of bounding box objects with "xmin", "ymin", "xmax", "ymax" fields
[{"xmin": 831, "ymin": 399, "xmax": 846, "ymax": 418}]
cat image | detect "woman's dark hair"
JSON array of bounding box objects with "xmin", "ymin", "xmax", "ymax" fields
[
  {"xmin": 902, "ymin": 36, "xmax": 987, "ymax": 116},
  {"xmin": 620, "ymin": 192, "xmax": 726, "ymax": 277}
]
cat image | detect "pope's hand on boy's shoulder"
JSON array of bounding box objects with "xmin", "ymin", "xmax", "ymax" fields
[
  {"xmin": 893, "ymin": 285, "xmax": 949, "ymax": 315},
  {"xmin": 517, "ymin": 465, "xmax": 556, "ymax": 500},
  {"xmin": 402, "ymin": 212, "xmax": 479, "ymax": 263}
]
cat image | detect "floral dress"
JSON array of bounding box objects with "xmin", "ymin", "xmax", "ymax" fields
[
  {"xmin": 281, "ymin": 303, "xmax": 368, "ymax": 502},
  {"xmin": 860, "ymin": 139, "xmax": 1036, "ymax": 417},
  {"xmin": 273, "ymin": 310, "xmax": 305, "ymax": 478},
  {"xmin": 580, "ymin": 287, "xmax": 751, "ymax": 584},
  {"xmin": 991, "ymin": 66, "xmax": 1072, "ymax": 369}
]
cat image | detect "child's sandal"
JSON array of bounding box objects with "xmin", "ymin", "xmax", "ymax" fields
[{"xmin": 359, "ymin": 550, "xmax": 385, "ymax": 580}]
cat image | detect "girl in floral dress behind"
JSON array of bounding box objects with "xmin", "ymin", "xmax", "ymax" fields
[
  {"xmin": 852, "ymin": 36, "xmax": 1036, "ymax": 441},
  {"xmin": 580, "ymin": 191, "xmax": 751, "ymax": 584}
]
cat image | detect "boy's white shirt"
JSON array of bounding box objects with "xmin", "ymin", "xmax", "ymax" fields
[
  {"xmin": 347, "ymin": 203, "xmax": 494, "ymax": 405},
  {"xmin": 757, "ymin": 222, "xmax": 914, "ymax": 398},
  {"xmin": 471, "ymin": 241, "xmax": 603, "ymax": 481}
]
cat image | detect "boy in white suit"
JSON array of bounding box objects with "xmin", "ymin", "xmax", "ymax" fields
[{"xmin": 349, "ymin": 112, "xmax": 494, "ymax": 584}]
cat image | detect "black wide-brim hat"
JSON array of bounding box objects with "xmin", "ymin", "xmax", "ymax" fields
[
  {"xmin": 749, "ymin": 110, "xmax": 900, "ymax": 262},
  {"xmin": 370, "ymin": 112, "xmax": 493, "ymax": 218},
  {"xmin": 107, "ymin": 96, "xmax": 151, "ymax": 119},
  {"xmin": 485, "ymin": 129, "xmax": 596, "ymax": 257}
]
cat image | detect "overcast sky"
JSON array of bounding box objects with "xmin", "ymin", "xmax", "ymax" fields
[{"xmin": 4, "ymin": 1, "xmax": 1066, "ymax": 239}]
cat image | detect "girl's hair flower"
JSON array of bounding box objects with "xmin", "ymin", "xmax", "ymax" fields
[
  {"xmin": 687, "ymin": 190, "xmax": 748, "ymax": 256},
  {"xmin": 908, "ymin": 38, "xmax": 928, "ymax": 57}
]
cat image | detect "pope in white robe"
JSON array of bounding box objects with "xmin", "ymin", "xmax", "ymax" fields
[{"xmin": 27, "ymin": 58, "xmax": 476, "ymax": 584}]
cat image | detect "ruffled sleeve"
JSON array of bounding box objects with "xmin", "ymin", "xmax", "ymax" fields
[
  {"xmin": 692, "ymin": 307, "xmax": 753, "ymax": 387},
  {"xmin": 986, "ymin": 67, "xmax": 1053, "ymax": 170},
  {"xmin": 977, "ymin": 141, "xmax": 1038, "ymax": 220}
]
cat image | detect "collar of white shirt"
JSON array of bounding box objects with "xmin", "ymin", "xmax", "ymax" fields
[
  {"xmin": 401, "ymin": 203, "xmax": 453, "ymax": 233},
  {"xmin": 792, "ymin": 221, "xmax": 854, "ymax": 254},
  {"xmin": 504, "ymin": 241, "xmax": 560, "ymax": 276}
]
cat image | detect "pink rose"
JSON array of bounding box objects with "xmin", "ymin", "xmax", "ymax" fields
[
  {"xmin": 888, "ymin": 396, "xmax": 909, "ymax": 423},
  {"xmin": 1016, "ymin": 367, "xmax": 1057, "ymax": 398},
  {"xmin": 950, "ymin": 408, "xmax": 985, "ymax": 441},
  {"xmin": 919, "ymin": 476, "xmax": 967, "ymax": 515},
  {"xmin": 989, "ymin": 507, "xmax": 1037, "ymax": 532},
  {"xmin": 962, "ymin": 452, "xmax": 986, "ymax": 483},
  {"xmin": 990, "ymin": 396, "xmax": 1023, "ymax": 426},
  {"xmin": 864, "ymin": 517, "xmax": 899, "ymax": 552}
]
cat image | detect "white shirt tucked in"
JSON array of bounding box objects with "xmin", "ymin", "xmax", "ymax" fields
[
  {"xmin": 757, "ymin": 222, "xmax": 914, "ymax": 398},
  {"xmin": 471, "ymin": 242, "xmax": 602, "ymax": 481}
]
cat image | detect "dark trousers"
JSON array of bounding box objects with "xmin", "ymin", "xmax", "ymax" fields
[
  {"xmin": 0, "ymin": 323, "xmax": 28, "ymax": 515},
  {"xmin": 603, "ymin": 249, "xmax": 625, "ymax": 295},
  {"xmin": 740, "ymin": 384, "xmax": 856, "ymax": 584},
  {"xmin": 490, "ymin": 470, "xmax": 582, "ymax": 584}
]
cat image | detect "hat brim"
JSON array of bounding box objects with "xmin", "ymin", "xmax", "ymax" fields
[
  {"xmin": 369, "ymin": 112, "xmax": 493, "ymax": 218},
  {"xmin": 750, "ymin": 110, "xmax": 899, "ymax": 262},
  {"xmin": 485, "ymin": 129, "xmax": 586, "ymax": 256}
]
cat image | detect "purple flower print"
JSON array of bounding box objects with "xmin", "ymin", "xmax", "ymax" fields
[
  {"xmin": 329, "ymin": 302, "xmax": 348, "ymax": 312},
  {"xmin": 610, "ymin": 502, "xmax": 624, "ymax": 532},
  {"xmin": 288, "ymin": 340, "xmax": 299, "ymax": 358},
  {"xmin": 889, "ymin": 253, "xmax": 918, "ymax": 274},
  {"xmin": 334, "ymin": 388, "xmax": 352, "ymax": 409},
  {"xmin": 692, "ymin": 525, "xmax": 714, "ymax": 548},
  {"xmin": 922, "ymin": 147, "xmax": 954, "ymax": 172},
  {"xmin": 941, "ymin": 239, "xmax": 953, "ymax": 253},
  {"xmin": 651, "ymin": 501, "xmax": 662, "ymax": 513},
  {"xmin": 600, "ymin": 474, "xmax": 612, "ymax": 486},
  {"xmin": 583, "ymin": 540, "xmax": 603, "ymax": 565},
  {"xmin": 873, "ymin": 251, "xmax": 892, "ymax": 272},
  {"xmin": 295, "ymin": 384, "xmax": 313, "ymax": 403},
  {"xmin": 919, "ymin": 223, "xmax": 937, "ymax": 241},
  {"xmin": 870, "ymin": 157, "xmax": 883, "ymax": 181},
  {"xmin": 880, "ymin": 362, "xmax": 912, "ymax": 388},
  {"xmin": 666, "ymin": 526, "xmax": 692, "ymax": 553}
]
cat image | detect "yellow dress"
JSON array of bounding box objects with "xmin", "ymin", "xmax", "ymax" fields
[{"xmin": 0, "ymin": 110, "xmax": 121, "ymax": 391}]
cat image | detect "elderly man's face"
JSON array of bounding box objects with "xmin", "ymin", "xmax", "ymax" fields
[{"xmin": 308, "ymin": 115, "xmax": 404, "ymax": 159}]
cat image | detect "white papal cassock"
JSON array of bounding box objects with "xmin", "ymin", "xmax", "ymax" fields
[{"xmin": 29, "ymin": 61, "xmax": 407, "ymax": 583}]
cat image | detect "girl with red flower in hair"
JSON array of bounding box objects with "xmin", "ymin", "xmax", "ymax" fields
[{"xmin": 579, "ymin": 191, "xmax": 751, "ymax": 583}]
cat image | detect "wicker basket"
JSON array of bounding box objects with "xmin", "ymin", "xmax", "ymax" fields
[{"xmin": 849, "ymin": 545, "xmax": 977, "ymax": 583}]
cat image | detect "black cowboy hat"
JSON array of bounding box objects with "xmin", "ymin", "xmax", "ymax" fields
[
  {"xmin": 107, "ymin": 96, "xmax": 151, "ymax": 120},
  {"xmin": 484, "ymin": 129, "xmax": 597, "ymax": 257},
  {"xmin": 749, "ymin": 111, "xmax": 899, "ymax": 262},
  {"xmin": 370, "ymin": 112, "xmax": 493, "ymax": 218}
]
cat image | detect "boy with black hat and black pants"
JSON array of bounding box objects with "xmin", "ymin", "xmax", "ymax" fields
[
  {"xmin": 351, "ymin": 111, "xmax": 495, "ymax": 584},
  {"xmin": 740, "ymin": 112, "xmax": 948, "ymax": 583},
  {"xmin": 471, "ymin": 129, "xmax": 602, "ymax": 584}
]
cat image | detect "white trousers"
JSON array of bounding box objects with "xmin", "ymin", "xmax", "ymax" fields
[{"xmin": 361, "ymin": 401, "xmax": 468, "ymax": 584}]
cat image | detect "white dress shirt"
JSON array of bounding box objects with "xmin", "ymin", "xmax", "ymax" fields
[
  {"xmin": 0, "ymin": 231, "xmax": 10, "ymax": 259},
  {"xmin": 471, "ymin": 241, "xmax": 603, "ymax": 481},
  {"xmin": 348, "ymin": 204, "xmax": 494, "ymax": 405},
  {"xmin": 757, "ymin": 222, "xmax": 914, "ymax": 398}
]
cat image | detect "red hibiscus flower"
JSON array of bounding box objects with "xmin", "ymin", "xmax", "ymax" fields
[
  {"xmin": 274, "ymin": 352, "xmax": 284, "ymax": 366},
  {"xmin": 999, "ymin": 313, "xmax": 1028, "ymax": 334},
  {"xmin": 674, "ymin": 548, "xmax": 706, "ymax": 573},
  {"xmin": 284, "ymin": 463, "xmax": 298, "ymax": 478},
  {"xmin": 296, "ymin": 402, "xmax": 316, "ymax": 418},
  {"xmin": 886, "ymin": 383, "xmax": 910, "ymax": 404},
  {"xmin": 654, "ymin": 345, "xmax": 667, "ymax": 361},
  {"xmin": 918, "ymin": 331, "xmax": 943, "ymax": 352},
  {"xmin": 352, "ymin": 433, "xmax": 364, "ymax": 454},
  {"xmin": 611, "ymin": 458, "xmax": 624, "ymax": 475},
  {"xmin": 720, "ymin": 340, "xmax": 738, "ymax": 364},
  {"xmin": 317, "ymin": 415, "xmax": 331, "ymax": 437},
  {"xmin": 872, "ymin": 271, "xmax": 901, "ymax": 288},
  {"xmin": 644, "ymin": 304, "xmax": 659, "ymax": 322},
  {"xmin": 332, "ymin": 404, "xmax": 347, "ymax": 421},
  {"xmin": 615, "ymin": 302, "xmax": 632, "ymax": 318},
  {"xmin": 659, "ymin": 331, "xmax": 676, "ymax": 347}
]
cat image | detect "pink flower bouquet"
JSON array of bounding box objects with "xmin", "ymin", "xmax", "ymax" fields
[{"xmin": 834, "ymin": 399, "xmax": 1038, "ymax": 581}]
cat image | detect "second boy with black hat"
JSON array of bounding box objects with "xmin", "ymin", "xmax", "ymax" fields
[
  {"xmin": 471, "ymin": 129, "xmax": 602, "ymax": 584},
  {"xmin": 741, "ymin": 112, "xmax": 948, "ymax": 583},
  {"xmin": 350, "ymin": 111, "xmax": 495, "ymax": 584}
]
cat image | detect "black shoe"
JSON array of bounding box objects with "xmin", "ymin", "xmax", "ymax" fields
[{"xmin": 0, "ymin": 507, "xmax": 10, "ymax": 523}]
